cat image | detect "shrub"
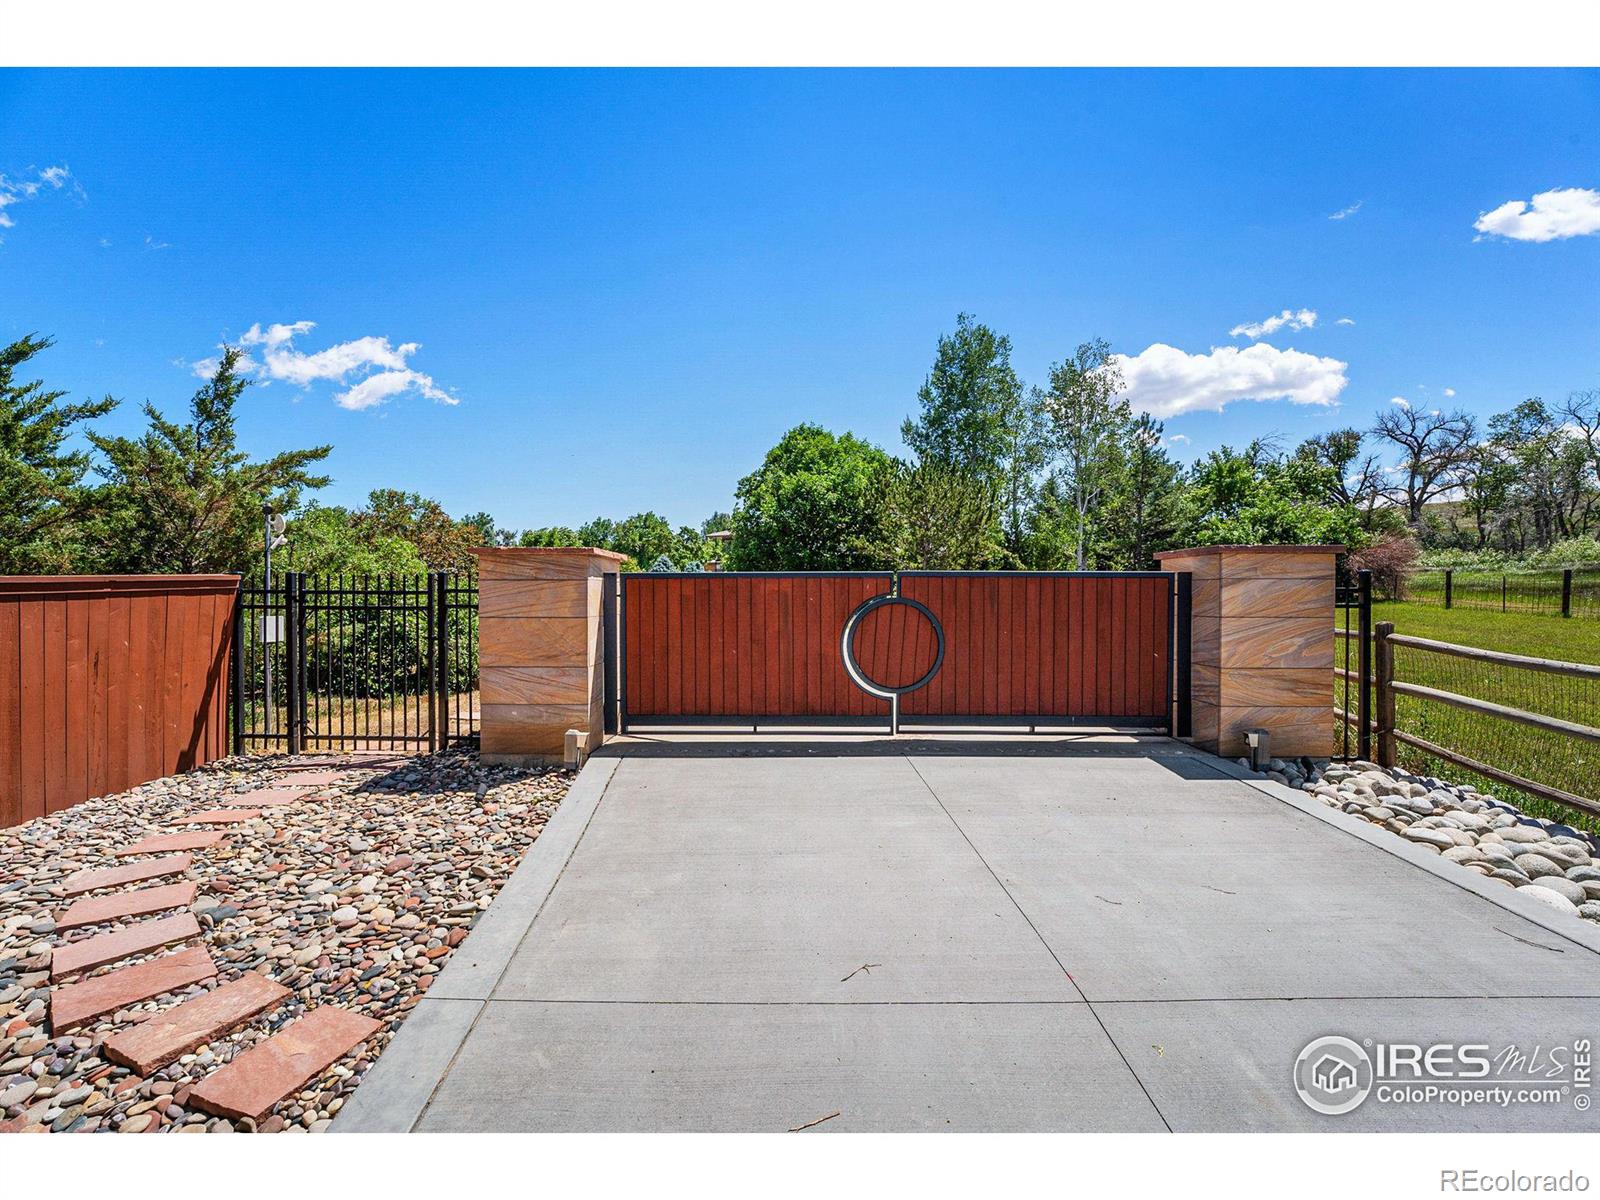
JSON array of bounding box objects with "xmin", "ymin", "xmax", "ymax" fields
[{"xmin": 1350, "ymin": 534, "xmax": 1421, "ymax": 600}]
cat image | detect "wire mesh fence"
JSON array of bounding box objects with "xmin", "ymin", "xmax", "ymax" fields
[
  {"xmin": 1383, "ymin": 632, "xmax": 1600, "ymax": 830},
  {"xmin": 1406, "ymin": 567, "xmax": 1600, "ymax": 619}
]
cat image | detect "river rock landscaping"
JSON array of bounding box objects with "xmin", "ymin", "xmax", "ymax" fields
[
  {"xmin": 0, "ymin": 749, "xmax": 569, "ymax": 1133},
  {"xmin": 1244, "ymin": 755, "xmax": 1600, "ymax": 928}
]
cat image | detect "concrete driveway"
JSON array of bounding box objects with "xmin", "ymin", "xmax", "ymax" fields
[{"xmin": 337, "ymin": 737, "xmax": 1600, "ymax": 1132}]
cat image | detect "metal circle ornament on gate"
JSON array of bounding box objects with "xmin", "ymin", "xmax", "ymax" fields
[{"xmin": 840, "ymin": 593, "xmax": 945, "ymax": 703}]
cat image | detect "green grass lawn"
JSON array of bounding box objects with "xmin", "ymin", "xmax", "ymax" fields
[
  {"xmin": 1363, "ymin": 601, "xmax": 1599, "ymax": 833},
  {"xmin": 1371, "ymin": 601, "xmax": 1600, "ymax": 663}
]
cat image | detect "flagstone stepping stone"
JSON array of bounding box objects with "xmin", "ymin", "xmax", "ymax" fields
[
  {"xmin": 61, "ymin": 853, "xmax": 193, "ymax": 896},
  {"xmin": 112, "ymin": 830, "xmax": 228, "ymax": 857},
  {"xmin": 49, "ymin": 945, "xmax": 217, "ymax": 1031},
  {"xmin": 188, "ymin": 1006, "xmax": 381, "ymax": 1122},
  {"xmin": 103, "ymin": 974, "xmax": 291, "ymax": 1073},
  {"xmin": 177, "ymin": 808, "xmax": 261, "ymax": 824},
  {"xmin": 51, "ymin": 912, "xmax": 202, "ymax": 980},
  {"xmin": 220, "ymin": 789, "xmax": 301, "ymax": 807},
  {"xmin": 273, "ymin": 771, "xmax": 350, "ymax": 787},
  {"xmin": 59, "ymin": 882, "xmax": 198, "ymax": 930}
]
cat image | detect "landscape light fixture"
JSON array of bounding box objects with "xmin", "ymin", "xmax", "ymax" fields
[{"xmin": 1245, "ymin": 728, "xmax": 1271, "ymax": 772}]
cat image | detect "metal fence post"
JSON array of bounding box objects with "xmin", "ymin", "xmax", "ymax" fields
[
  {"xmin": 1374, "ymin": 620, "xmax": 1396, "ymax": 768},
  {"xmin": 1357, "ymin": 569, "xmax": 1373, "ymax": 763},
  {"xmin": 1444, "ymin": 568, "xmax": 1453, "ymax": 609},
  {"xmin": 230, "ymin": 573, "xmax": 245, "ymax": 757},
  {"xmin": 436, "ymin": 572, "xmax": 452, "ymax": 749},
  {"xmin": 285, "ymin": 572, "xmax": 302, "ymax": 756},
  {"xmin": 602, "ymin": 572, "xmax": 619, "ymax": 736},
  {"xmin": 1174, "ymin": 571, "xmax": 1192, "ymax": 738},
  {"xmin": 1562, "ymin": 568, "xmax": 1573, "ymax": 619},
  {"xmin": 425, "ymin": 572, "xmax": 439, "ymax": 753}
]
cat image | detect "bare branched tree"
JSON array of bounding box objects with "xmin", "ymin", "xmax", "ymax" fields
[{"xmin": 1370, "ymin": 402, "xmax": 1476, "ymax": 525}]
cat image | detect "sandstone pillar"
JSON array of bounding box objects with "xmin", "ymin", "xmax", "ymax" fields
[
  {"xmin": 1154, "ymin": 544, "xmax": 1341, "ymax": 758},
  {"xmin": 473, "ymin": 547, "xmax": 626, "ymax": 765}
]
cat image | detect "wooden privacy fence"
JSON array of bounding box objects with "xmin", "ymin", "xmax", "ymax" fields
[{"xmin": 0, "ymin": 576, "xmax": 236, "ymax": 829}]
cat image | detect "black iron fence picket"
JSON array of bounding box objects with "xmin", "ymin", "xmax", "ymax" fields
[{"xmin": 231, "ymin": 572, "xmax": 478, "ymax": 755}]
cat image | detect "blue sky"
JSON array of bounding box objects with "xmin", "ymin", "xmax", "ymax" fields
[{"xmin": 2, "ymin": 68, "xmax": 1597, "ymax": 531}]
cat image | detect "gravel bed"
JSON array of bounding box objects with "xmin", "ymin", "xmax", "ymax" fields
[
  {"xmin": 1241, "ymin": 754, "xmax": 1600, "ymax": 928},
  {"xmin": 0, "ymin": 749, "xmax": 570, "ymax": 1133}
]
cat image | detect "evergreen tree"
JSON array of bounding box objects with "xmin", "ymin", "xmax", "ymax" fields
[
  {"xmin": 88, "ymin": 348, "xmax": 331, "ymax": 573},
  {"xmin": 1104, "ymin": 413, "xmax": 1183, "ymax": 568},
  {"xmin": 0, "ymin": 334, "xmax": 117, "ymax": 572}
]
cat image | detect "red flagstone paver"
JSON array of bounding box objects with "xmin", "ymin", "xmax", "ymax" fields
[
  {"xmin": 61, "ymin": 854, "xmax": 193, "ymax": 896},
  {"xmin": 112, "ymin": 830, "xmax": 227, "ymax": 857},
  {"xmin": 51, "ymin": 912, "xmax": 203, "ymax": 980},
  {"xmin": 176, "ymin": 808, "xmax": 261, "ymax": 824},
  {"xmin": 273, "ymin": 771, "xmax": 350, "ymax": 787},
  {"xmin": 58, "ymin": 882, "xmax": 198, "ymax": 930},
  {"xmin": 220, "ymin": 789, "xmax": 301, "ymax": 807},
  {"xmin": 103, "ymin": 974, "xmax": 292, "ymax": 1074},
  {"xmin": 49, "ymin": 946, "xmax": 217, "ymax": 1031},
  {"xmin": 188, "ymin": 1006, "xmax": 382, "ymax": 1122}
]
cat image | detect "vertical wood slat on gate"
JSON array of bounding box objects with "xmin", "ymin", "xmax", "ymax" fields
[
  {"xmin": 623, "ymin": 574, "xmax": 892, "ymax": 719},
  {"xmin": 0, "ymin": 576, "xmax": 236, "ymax": 828},
  {"xmin": 621, "ymin": 571, "xmax": 1171, "ymax": 728},
  {"xmin": 898, "ymin": 573, "xmax": 1170, "ymax": 720}
]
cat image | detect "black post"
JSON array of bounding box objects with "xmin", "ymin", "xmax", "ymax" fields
[
  {"xmin": 1174, "ymin": 572, "xmax": 1192, "ymax": 738},
  {"xmin": 285, "ymin": 572, "xmax": 302, "ymax": 756},
  {"xmin": 1444, "ymin": 568, "xmax": 1453, "ymax": 609},
  {"xmin": 425, "ymin": 573, "xmax": 439, "ymax": 753},
  {"xmin": 1502, "ymin": 574, "xmax": 1507, "ymax": 612},
  {"xmin": 436, "ymin": 572, "xmax": 452, "ymax": 748},
  {"xmin": 1357, "ymin": 568, "xmax": 1373, "ymax": 764},
  {"xmin": 602, "ymin": 572, "xmax": 619, "ymax": 735},
  {"xmin": 1562, "ymin": 569, "xmax": 1573, "ymax": 619},
  {"xmin": 230, "ymin": 574, "xmax": 245, "ymax": 757}
]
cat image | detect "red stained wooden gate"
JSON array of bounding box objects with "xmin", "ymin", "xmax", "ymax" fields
[{"xmin": 620, "ymin": 571, "xmax": 1176, "ymax": 730}]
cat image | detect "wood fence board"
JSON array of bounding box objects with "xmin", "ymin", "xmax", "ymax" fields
[{"xmin": 0, "ymin": 577, "xmax": 236, "ymax": 828}]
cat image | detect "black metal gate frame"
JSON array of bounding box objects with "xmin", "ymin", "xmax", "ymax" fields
[
  {"xmin": 230, "ymin": 572, "xmax": 477, "ymax": 756},
  {"xmin": 609, "ymin": 570, "xmax": 1194, "ymax": 737}
]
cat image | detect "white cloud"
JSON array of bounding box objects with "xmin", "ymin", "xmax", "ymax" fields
[
  {"xmin": 1443, "ymin": 387, "xmax": 1456, "ymax": 397},
  {"xmin": 1336, "ymin": 317, "xmax": 1355, "ymax": 326},
  {"xmin": 1114, "ymin": 343, "xmax": 1348, "ymax": 419},
  {"xmin": 1229, "ymin": 308, "xmax": 1318, "ymax": 340},
  {"xmin": 0, "ymin": 164, "xmax": 74, "ymax": 242},
  {"xmin": 336, "ymin": 370, "xmax": 455, "ymax": 411},
  {"xmin": 144, "ymin": 235, "xmax": 171, "ymax": 251},
  {"xmin": 1474, "ymin": 187, "xmax": 1600, "ymax": 243},
  {"xmin": 1390, "ymin": 396, "xmax": 1411, "ymax": 409},
  {"xmin": 1329, "ymin": 201, "xmax": 1362, "ymax": 221},
  {"xmin": 1166, "ymin": 433, "xmax": 1191, "ymax": 446},
  {"xmin": 194, "ymin": 320, "xmax": 458, "ymax": 411}
]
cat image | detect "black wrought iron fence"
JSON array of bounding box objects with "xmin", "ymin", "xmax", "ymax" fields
[
  {"xmin": 231, "ymin": 572, "xmax": 478, "ymax": 754},
  {"xmin": 1407, "ymin": 567, "xmax": 1600, "ymax": 619},
  {"xmin": 1333, "ymin": 565, "xmax": 1372, "ymax": 762}
]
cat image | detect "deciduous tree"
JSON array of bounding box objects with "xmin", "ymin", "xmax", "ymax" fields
[{"xmin": 727, "ymin": 424, "xmax": 892, "ymax": 570}]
